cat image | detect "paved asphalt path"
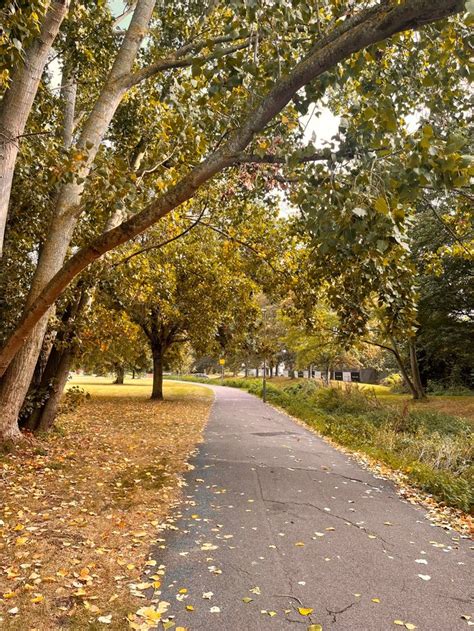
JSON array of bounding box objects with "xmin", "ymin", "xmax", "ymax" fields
[{"xmin": 149, "ymin": 384, "xmax": 473, "ymax": 630}]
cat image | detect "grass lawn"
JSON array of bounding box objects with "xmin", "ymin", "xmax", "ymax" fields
[{"xmin": 0, "ymin": 377, "xmax": 212, "ymax": 630}]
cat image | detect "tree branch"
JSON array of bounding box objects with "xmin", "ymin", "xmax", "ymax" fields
[
  {"xmin": 126, "ymin": 35, "xmax": 252, "ymax": 88},
  {"xmin": 423, "ymin": 199, "xmax": 472, "ymax": 256},
  {"xmin": 113, "ymin": 2, "xmax": 138, "ymax": 29},
  {"xmin": 235, "ymin": 149, "xmax": 332, "ymax": 165},
  {"xmin": 112, "ymin": 206, "xmax": 207, "ymax": 267}
]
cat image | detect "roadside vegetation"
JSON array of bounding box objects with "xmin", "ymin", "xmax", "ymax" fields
[
  {"xmin": 172, "ymin": 376, "xmax": 473, "ymax": 513},
  {"xmin": 0, "ymin": 379, "xmax": 212, "ymax": 630}
]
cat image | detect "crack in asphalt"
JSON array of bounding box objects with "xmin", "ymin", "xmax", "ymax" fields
[
  {"xmin": 262, "ymin": 497, "xmax": 393, "ymax": 542},
  {"xmin": 196, "ymin": 456, "xmax": 381, "ymax": 489},
  {"xmin": 437, "ymin": 593, "xmax": 474, "ymax": 604},
  {"xmin": 227, "ymin": 562, "xmax": 252, "ymax": 578},
  {"xmin": 326, "ymin": 600, "xmax": 357, "ymax": 623},
  {"xmin": 253, "ymin": 467, "xmax": 296, "ymax": 596}
]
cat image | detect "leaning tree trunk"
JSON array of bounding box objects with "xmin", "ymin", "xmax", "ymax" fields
[
  {"xmin": 24, "ymin": 345, "xmax": 74, "ymax": 433},
  {"xmin": 36, "ymin": 348, "xmax": 73, "ymax": 433},
  {"xmin": 21, "ymin": 283, "xmax": 90, "ymax": 431},
  {"xmin": 0, "ymin": 0, "xmax": 69, "ymax": 256},
  {"xmin": 151, "ymin": 348, "xmax": 164, "ymax": 400},
  {"xmin": 0, "ymin": 0, "xmax": 156, "ymax": 443},
  {"xmin": 387, "ymin": 336, "xmax": 421, "ymax": 400},
  {"xmin": 409, "ymin": 339, "xmax": 426, "ymax": 400}
]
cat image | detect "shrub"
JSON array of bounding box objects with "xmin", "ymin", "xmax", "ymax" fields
[
  {"xmin": 59, "ymin": 386, "xmax": 90, "ymax": 415},
  {"xmin": 282, "ymin": 380, "xmax": 320, "ymax": 397},
  {"xmin": 426, "ymin": 380, "xmax": 473, "ymax": 396},
  {"xmin": 312, "ymin": 383, "xmax": 379, "ymax": 415},
  {"xmin": 381, "ymin": 372, "xmax": 409, "ymax": 393}
]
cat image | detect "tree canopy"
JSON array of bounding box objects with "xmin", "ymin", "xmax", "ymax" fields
[{"xmin": 0, "ymin": 0, "xmax": 472, "ymax": 441}]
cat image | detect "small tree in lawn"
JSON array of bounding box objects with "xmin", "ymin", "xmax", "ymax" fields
[
  {"xmin": 100, "ymin": 225, "xmax": 261, "ymax": 400},
  {"xmin": 78, "ymin": 306, "xmax": 150, "ymax": 384}
]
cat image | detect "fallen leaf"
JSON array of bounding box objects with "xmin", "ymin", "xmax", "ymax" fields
[
  {"xmin": 200, "ymin": 543, "xmax": 217, "ymax": 551},
  {"xmin": 298, "ymin": 607, "xmax": 314, "ymax": 616},
  {"xmin": 136, "ymin": 605, "xmax": 166, "ymax": 622},
  {"xmin": 97, "ymin": 614, "xmax": 112, "ymax": 624}
]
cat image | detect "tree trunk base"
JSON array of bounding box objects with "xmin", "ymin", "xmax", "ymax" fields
[{"xmin": 0, "ymin": 427, "xmax": 23, "ymax": 449}]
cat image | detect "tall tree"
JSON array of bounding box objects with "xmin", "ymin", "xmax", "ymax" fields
[{"xmin": 0, "ymin": 0, "xmax": 69, "ymax": 255}]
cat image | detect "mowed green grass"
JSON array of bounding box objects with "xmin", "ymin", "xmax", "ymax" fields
[{"xmin": 68, "ymin": 374, "xmax": 213, "ymax": 401}]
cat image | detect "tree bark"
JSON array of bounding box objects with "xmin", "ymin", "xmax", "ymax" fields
[
  {"xmin": 113, "ymin": 365, "xmax": 125, "ymax": 384},
  {"xmin": 0, "ymin": 0, "xmax": 156, "ymax": 442},
  {"xmin": 36, "ymin": 348, "xmax": 73, "ymax": 433},
  {"xmin": 409, "ymin": 339, "xmax": 426, "ymax": 400},
  {"xmin": 22, "ymin": 284, "xmax": 90, "ymax": 431},
  {"xmin": 0, "ymin": 0, "xmax": 69, "ymax": 256},
  {"xmin": 25, "ymin": 346, "xmax": 74, "ymax": 433},
  {"xmin": 151, "ymin": 348, "xmax": 164, "ymax": 400}
]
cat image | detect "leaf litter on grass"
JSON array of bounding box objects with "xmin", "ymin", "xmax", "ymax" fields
[{"xmin": 0, "ymin": 382, "xmax": 212, "ymax": 630}]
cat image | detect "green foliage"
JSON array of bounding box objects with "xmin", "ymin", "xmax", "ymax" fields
[
  {"xmin": 58, "ymin": 385, "xmax": 90, "ymax": 415},
  {"xmin": 0, "ymin": 0, "xmax": 45, "ymax": 90},
  {"xmin": 381, "ymin": 373, "xmax": 407, "ymax": 394},
  {"xmin": 426, "ymin": 381, "xmax": 474, "ymax": 397}
]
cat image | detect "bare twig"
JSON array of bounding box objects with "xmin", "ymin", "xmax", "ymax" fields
[
  {"xmin": 112, "ymin": 207, "xmax": 207, "ymax": 267},
  {"xmin": 424, "ymin": 199, "xmax": 472, "ymax": 256}
]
